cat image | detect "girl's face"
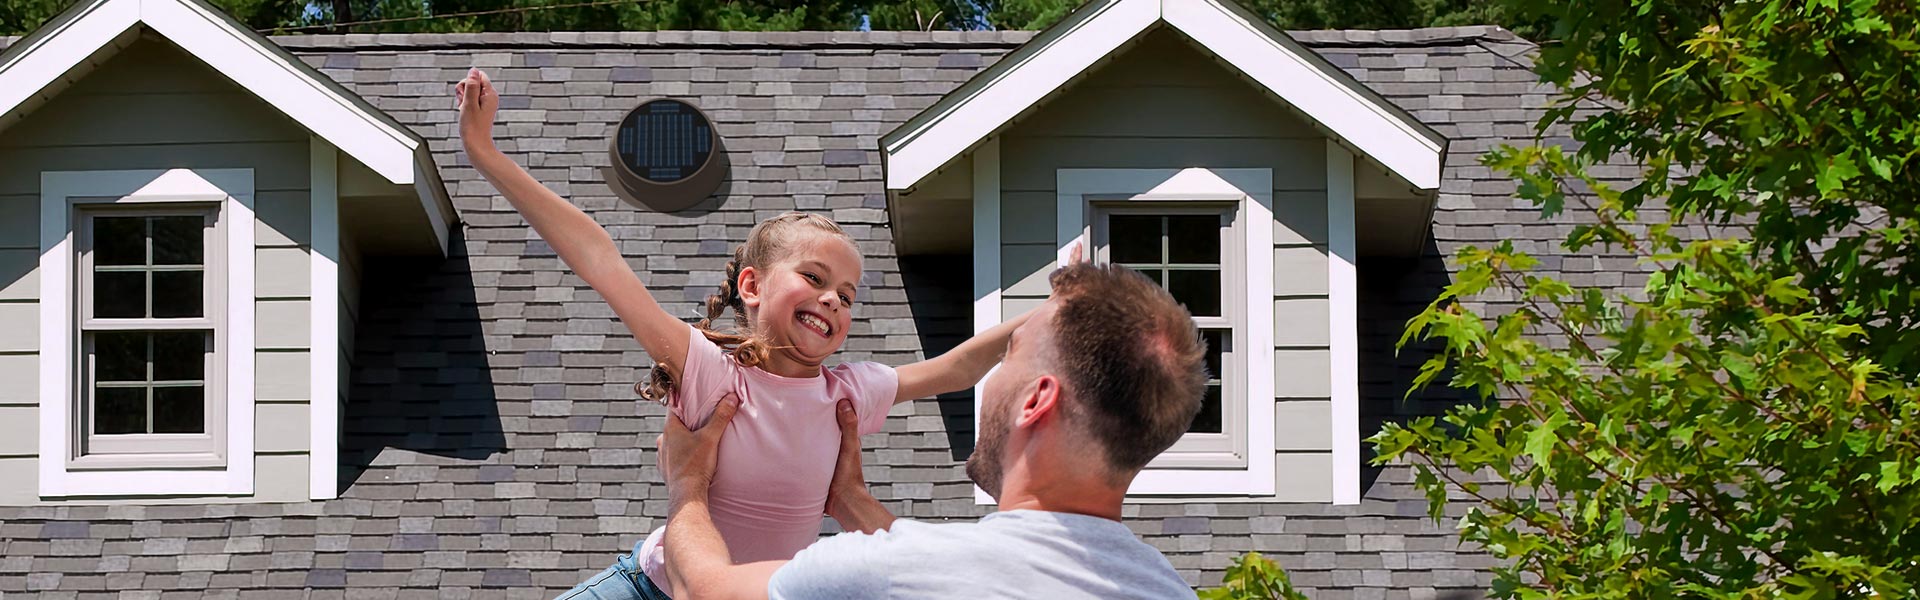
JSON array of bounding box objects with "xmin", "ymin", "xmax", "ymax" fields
[{"xmin": 739, "ymin": 233, "xmax": 863, "ymax": 371}]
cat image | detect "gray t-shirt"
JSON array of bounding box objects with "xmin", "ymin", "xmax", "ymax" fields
[{"xmin": 767, "ymin": 509, "xmax": 1195, "ymax": 599}]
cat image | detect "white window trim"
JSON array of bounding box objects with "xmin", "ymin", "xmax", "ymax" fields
[
  {"xmin": 1056, "ymin": 168, "xmax": 1275, "ymax": 496},
  {"xmin": 1089, "ymin": 202, "xmax": 1247, "ymax": 468},
  {"xmin": 39, "ymin": 169, "xmax": 255, "ymax": 497}
]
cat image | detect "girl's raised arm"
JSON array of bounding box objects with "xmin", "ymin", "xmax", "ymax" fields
[
  {"xmin": 891, "ymin": 244, "xmax": 1084, "ymax": 404},
  {"xmin": 456, "ymin": 68, "xmax": 691, "ymax": 378}
]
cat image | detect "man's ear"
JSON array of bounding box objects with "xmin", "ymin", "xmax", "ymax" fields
[
  {"xmin": 1015, "ymin": 375, "xmax": 1061, "ymax": 428},
  {"xmin": 737, "ymin": 265, "xmax": 762, "ymax": 309}
]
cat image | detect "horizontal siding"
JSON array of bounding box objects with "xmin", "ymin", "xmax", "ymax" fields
[
  {"xmin": 0, "ymin": 457, "xmax": 33, "ymax": 504},
  {"xmin": 1274, "ymin": 400, "xmax": 1332, "ymax": 450},
  {"xmin": 256, "ymin": 247, "xmax": 311, "ymax": 298},
  {"xmin": 0, "ymin": 405, "xmax": 34, "ymax": 456},
  {"xmin": 1003, "ymin": 137, "xmax": 1327, "ymax": 193},
  {"xmin": 256, "ymin": 350, "xmax": 311, "ymax": 402},
  {"xmin": 255, "ymin": 191, "xmax": 312, "ymax": 248},
  {"xmin": 0, "ymin": 248, "xmax": 35, "ymax": 300},
  {"xmin": 0, "ymin": 303, "xmax": 33, "ymax": 352},
  {"xmin": 0, "ymin": 354, "xmax": 33, "ymax": 405},
  {"xmin": 256, "ymin": 300, "xmax": 312, "ymax": 349},
  {"xmin": 256, "ymin": 403, "xmax": 310, "ymax": 453},
  {"xmin": 1272, "ymin": 452, "xmax": 1334, "ymax": 503},
  {"xmin": 0, "ymin": 195, "xmax": 33, "ymax": 246},
  {"xmin": 0, "ymin": 143, "xmax": 311, "ymax": 195}
]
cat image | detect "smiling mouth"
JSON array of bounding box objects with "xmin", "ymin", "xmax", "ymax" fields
[{"xmin": 796, "ymin": 311, "xmax": 832, "ymax": 338}]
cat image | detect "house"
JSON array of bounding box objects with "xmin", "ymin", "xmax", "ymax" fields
[{"xmin": 0, "ymin": 0, "xmax": 1563, "ymax": 596}]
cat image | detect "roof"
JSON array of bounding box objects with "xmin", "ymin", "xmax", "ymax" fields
[
  {"xmin": 881, "ymin": 0, "xmax": 1450, "ymax": 192},
  {"xmin": 0, "ymin": 26, "xmax": 1550, "ymax": 597}
]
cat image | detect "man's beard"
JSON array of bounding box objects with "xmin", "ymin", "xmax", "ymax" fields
[{"xmin": 966, "ymin": 401, "xmax": 1011, "ymax": 499}]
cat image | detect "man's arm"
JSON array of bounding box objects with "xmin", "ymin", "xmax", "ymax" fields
[
  {"xmin": 658, "ymin": 395, "xmax": 784, "ymax": 600},
  {"xmin": 826, "ymin": 399, "xmax": 896, "ymax": 533}
]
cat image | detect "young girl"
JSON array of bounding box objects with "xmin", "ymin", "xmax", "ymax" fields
[{"xmin": 455, "ymin": 69, "xmax": 1028, "ymax": 600}]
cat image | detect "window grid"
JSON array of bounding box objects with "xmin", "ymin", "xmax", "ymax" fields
[
  {"xmin": 78, "ymin": 207, "xmax": 221, "ymax": 456},
  {"xmin": 1095, "ymin": 204, "xmax": 1245, "ymax": 463}
]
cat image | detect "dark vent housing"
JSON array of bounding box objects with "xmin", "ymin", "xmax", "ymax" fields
[{"xmin": 604, "ymin": 99, "xmax": 729, "ymax": 212}]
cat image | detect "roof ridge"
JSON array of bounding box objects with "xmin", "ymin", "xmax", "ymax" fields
[
  {"xmin": 5, "ymin": 24, "xmax": 1527, "ymax": 52},
  {"xmin": 1285, "ymin": 25, "xmax": 1525, "ymax": 47}
]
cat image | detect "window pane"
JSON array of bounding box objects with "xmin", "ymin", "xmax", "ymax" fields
[
  {"xmin": 1118, "ymin": 266, "xmax": 1163, "ymax": 287},
  {"xmin": 1202, "ymin": 329, "xmax": 1229, "ymax": 382},
  {"xmin": 95, "ymin": 217, "xmax": 145, "ymax": 266},
  {"xmin": 152, "ymin": 271, "xmax": 203, "ymax": 318},
  {"xmin": 151, "ymin": 216, "xmax": 205, "ymax": 266},
  {"xmin": 152, "ymin": 332, "xmax": 206, "ymax": 382},
  {"xmin": 95, "ymin": 387, "xmax": 146, "ymax": 434},
  {"xmin": 94, "ymin": 332, "xmax": 147, "ymax": 382},
  {"xmin": 1108, "ymin": 215, "xmax": 1161, "ymax": 264},
  {"xmin": 95, "ymin": 271, "xmax": 147, "ymax": 318},
  {"xmin": 1167, "ymin": 269, "xmax": 1221, "ymax": 317},
  {"xmin": 1189, "ymin": 384, "xmax": 1222, "ymax": 434},
  {"xmin": 1166, "ymin": 214, "xmax": 1222, "ymax": 264},
  {"xmin": 152, "ymin": 386, "xmax": 204, "ymax": 434}
]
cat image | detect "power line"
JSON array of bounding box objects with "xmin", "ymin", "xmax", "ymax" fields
[{"xmin": 265, "ymin": 0, "xmax": 643, "ymax": 33}]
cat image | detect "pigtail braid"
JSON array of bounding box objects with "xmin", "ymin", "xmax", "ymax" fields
[{"xmin": 637, "ymin": 246, "xmax": 772, "ymax": 403}]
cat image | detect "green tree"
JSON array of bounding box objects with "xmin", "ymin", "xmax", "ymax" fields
[{"xmin": 1372, "ymin": 0, "xmax": 1920, "ymax": 596}]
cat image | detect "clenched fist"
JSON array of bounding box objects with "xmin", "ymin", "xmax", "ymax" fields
[{"xmin": 453, "ymin": 67, "xmax": 499, "ymax": 151}]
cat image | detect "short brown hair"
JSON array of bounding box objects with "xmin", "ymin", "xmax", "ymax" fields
[{"xmin": 1045, "ymin": 263, "xmax": 1208, "ymax": 475}]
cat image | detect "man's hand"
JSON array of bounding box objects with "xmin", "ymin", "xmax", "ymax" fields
[
  {"xmin": 662, "ymin": 394, "xmax": 741, "ymax": 506},
  {"xmin": 825, "ymin": 399, "xmax": 895, "ymax": 533},
  {"xmin": 454, "ymin": 67, "xmax": 499, "ymax": 152}
]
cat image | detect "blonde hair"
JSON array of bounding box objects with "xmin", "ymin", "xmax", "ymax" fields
[{"xmin": 637, "ymin": 212, "xmax": 857, "ymax": 402}]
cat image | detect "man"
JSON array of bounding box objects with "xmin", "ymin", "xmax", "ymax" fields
[{"xmin": 658, "ymin": 264, "xmax": 1208, "ymax": 599}]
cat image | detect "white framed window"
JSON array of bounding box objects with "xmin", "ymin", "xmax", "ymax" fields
[
  {"xmin": 1057, "ymin": 168, "xmax": 1276, "ymax": 496},
  {"xmin": 39, "ymin": 169, "xmax": 255, "ymax": 497},
  {"xmin": 1091, "ymin": 204, "xmax": 1247, "ymax": 469},
  {"xmin": 74, "ymin": 208, "xmax": 226, "ymax": 466}
]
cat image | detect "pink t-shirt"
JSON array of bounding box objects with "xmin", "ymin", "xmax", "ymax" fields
[{"xmin": 638, "ymin": 324, "xmax": 899, "ymax": 595}]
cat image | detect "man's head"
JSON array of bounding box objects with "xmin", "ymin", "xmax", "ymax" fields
[{"xmin": 967, "ymin": 263, "xmax": 1208, "ymax": 499}]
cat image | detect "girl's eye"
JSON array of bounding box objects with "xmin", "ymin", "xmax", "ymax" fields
[
  {"xmin": 840, "ymin": 294, "xmax": 854, "ymax": 306},
  {"xmin": 803, "ymin": 272, "xmax": 821, "ymax": 284}
]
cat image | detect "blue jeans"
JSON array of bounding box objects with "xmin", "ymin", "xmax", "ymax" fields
[{"xmin": 554, "ymin": 539, "xmax": 672, "ymax": 600}]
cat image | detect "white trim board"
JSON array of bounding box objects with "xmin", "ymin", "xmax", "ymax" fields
[
  {"xmin": 1055, "ymin": 168, "xmax": 1276, "ymax": 497},
  {"xmin": 971, "ymin": 138, "xmax": 1001, "ymax": 506},
  {"xmin": 39, "ymin": 168, "xmax": 256, "ymax": 497},
  {"xmin": 309, "ymin": 138, "xmax": 341, "ymax": 500},
  {"xmin": 1326, "ymin": 141, "xmax": 1360, "ymax": 505},
  {"xmin": 881, "ymin": 0, "xmax": 1444, "ymax": 193}
]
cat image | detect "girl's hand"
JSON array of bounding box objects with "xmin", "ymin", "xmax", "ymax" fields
[{"xmin": 454, "ymin": 67, "xmax": 499, "ymax": 151}]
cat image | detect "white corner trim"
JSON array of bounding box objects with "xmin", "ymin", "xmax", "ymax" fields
[
  {"xmin": 1056, "ymin": 168, "xmax": 1276, "ymax": 497},
  {"xmin": 310, "ymin": 138, "xmax": 341, "ymax": 500},
  {"xmin": 1326, "ymin": 141, "xmax": 1360, "ymax": 505},
  {"xmin": 1164, "ymin": 0, "xmax": 1440, "ymax": 189},
  {"xmin": 0, "ymin": 0, "xmax": 420, "ymax": 185},
  {"xmin": 38, "ymin": 168, "xmax": 256, "ymax": 498},
  {"xmin": 884, "ymin": 0, "xmax": 1159, "ymax": 191},
  {"xmin": 971, "ymin": 138, "xmax": 1002, "ymax": 506},
  {"xmin": 882, "ymin": 0, "xmax": 1443, "ymax": 192}
]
